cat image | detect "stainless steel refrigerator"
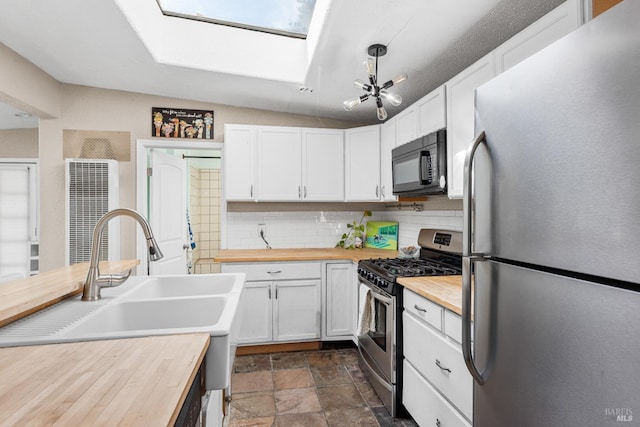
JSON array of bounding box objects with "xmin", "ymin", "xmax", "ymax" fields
[{"xmin": 461, "ymin": 1, "xmax": 640, "ymax": 426}]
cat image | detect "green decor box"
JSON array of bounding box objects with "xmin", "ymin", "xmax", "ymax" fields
[{"xmin": 365, "ymin": 221, "xmax": 399, "ymax": 250}]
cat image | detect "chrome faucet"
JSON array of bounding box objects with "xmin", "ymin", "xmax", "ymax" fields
[{"xmin": 82, "ymin": 208, "xmax": 163, "ymax": 301}]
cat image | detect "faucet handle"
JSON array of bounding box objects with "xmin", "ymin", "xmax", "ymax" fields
[{"xmin": 97, "ymin": 269, "xmax": 133, "ymax": 288}]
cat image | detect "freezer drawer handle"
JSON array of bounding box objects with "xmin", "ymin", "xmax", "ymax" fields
[
  {"xmin": 462, "ymin": 256, "xmax": 487, "ymax": 385},
  {"xmin": 435, "ymin": 359, "xmax": 451, "ymax": 373},
  {"xmin": 267, "ymin": 270, "xmax": 282, "ymax": 274},
  {"xmin": 414, "ymin": 304, "xmax": 427, "ymax": 313}
]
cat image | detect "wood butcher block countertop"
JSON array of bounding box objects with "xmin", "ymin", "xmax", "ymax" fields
[
  {"xmin": 0, "ymin": 260, "xmax": 140, "ymax": 328},
  {"xmin": 215, "ymin": 248, "xmax": 399, "ymax": 263},
  {"xmin": 0, "ymin": 333, "xmax": 209, "ymax": 426},
  {"xmin": 398, "ymin": 276, "xmax": 463, "ymax": 315}
]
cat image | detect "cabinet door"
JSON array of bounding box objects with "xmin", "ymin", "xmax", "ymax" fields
[
  {"xmin": 237, "ymin": 281, "xmax": 272, "ymax": 344},
  {"xmin": 324, "ymin": 263, "xmax": 354, "ymax": 338},
  {"xmin": 344, "ymin": 125, "xmax": 381, "ymax": 201},
  {"xmin": 274, "ymin": 279, "xmax": 321, "ymax": 342},
  {"xmin": 380, "ymin": 118, "xmax": 397, "ymax": 201},
  {"xmin": 445, "ymin": 53, "xmax": 496, "ymax": 198},
  {"xmin": 395, "ymin": 106, "xmax": 417, "ymax": 146},
  {"xmin": 257, "ymin": 126, "xmax": 302, "ymax": 200},
  {"xmin": 494, "ymin": 0, "xmax": 581, "ymax": 73},
  {"xmin": 416, "ymin": 85, "xmax": 446, "ymax": 137},
  {"xmin": 223, "ymin": 124, "xmax": 256, "ymax": 201},
  {"xmin": 302, "ymin": 128, "xmax": 344, "ymax": 201}
]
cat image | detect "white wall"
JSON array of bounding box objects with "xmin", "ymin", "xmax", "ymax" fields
[{"xmin": 225, "ymin": 209, "xmax": 462, "ymax": 250}]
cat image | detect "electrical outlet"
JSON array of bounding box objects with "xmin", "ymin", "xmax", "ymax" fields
[{"xmin": 258, "ymin": 223, "xmax": 266, "ymax": 236}]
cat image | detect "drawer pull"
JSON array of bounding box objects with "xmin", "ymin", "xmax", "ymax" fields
[
  {"xmin": 435, "ymin": 359, "xmax": 451, "ymax": 373},
  {"xmin": 267, "ymin": 270, "xmax": 282, "ymax": 274},
  {"xmin": 414, "ymin": 304, "xmax": 427, "ymax": 313}
]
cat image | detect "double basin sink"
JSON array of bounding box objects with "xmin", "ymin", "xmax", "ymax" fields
[{"xmin": 0, "ymin": 273, "xmax": 246, "ymax": 391}]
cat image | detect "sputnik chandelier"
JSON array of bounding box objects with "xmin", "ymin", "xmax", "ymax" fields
[{"xmin": 343, "ymin": 43, "xmax": 408, "ymax": 121}]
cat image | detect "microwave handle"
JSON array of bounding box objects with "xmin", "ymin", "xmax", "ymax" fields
[{"xmin": 419, "ymin": 151, "xmax": 431, "ymax": 184}]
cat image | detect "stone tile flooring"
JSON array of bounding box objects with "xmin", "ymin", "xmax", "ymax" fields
[{"xmin": 228, "ymin": 346, "xmax": 418, "ymax": 427}]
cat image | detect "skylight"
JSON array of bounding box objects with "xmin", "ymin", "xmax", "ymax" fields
[{"xmin": 156, "ymin": 0, "xmax": 317, "ymax": 39}]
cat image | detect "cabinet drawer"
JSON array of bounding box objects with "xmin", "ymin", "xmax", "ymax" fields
[
  {"xmin": 403, "ymin": 360, "xmax": 471, "ymax": 427},
  {"xmin": 443, "ymin": 310, "xmax": 473, "ymax": 344},
  {"xmin": 221, "ymin": 262, "xmax": 321, "ymax": 281},
  {"xmin": 404, "ymin": 289, "xmax": 443, "ymax": 330},
  {"xmin": 403, "ymin": 311, "xmax": 473, "ymax": 420}
]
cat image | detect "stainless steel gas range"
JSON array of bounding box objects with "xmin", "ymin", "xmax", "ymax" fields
[{"xmin": 356, "ymin": 228, "xmax": 463, "ymax": 417}]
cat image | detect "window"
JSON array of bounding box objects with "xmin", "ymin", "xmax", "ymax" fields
[
  {"xmin": 0, "ymin": 162, "xmax": 38, "ymax": 280},
  {"xmin": 156, "ymin": 0, "xmax": 317, "ymax": 38}
]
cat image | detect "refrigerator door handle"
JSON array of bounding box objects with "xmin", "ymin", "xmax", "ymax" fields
[
  {"xmin": 462, "ymin": 255, "xmax": 487, "ymax": 385},
  {"xmin": 463, "ymin": 131, "xmax": 486, "ymax": 256}
]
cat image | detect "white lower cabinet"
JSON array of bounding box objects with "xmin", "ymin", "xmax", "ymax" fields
[
  {"xmin": 323, "ymin": 262, "xmax": 355, "ymax": 340},
  {"xmin": 221, "ymin": 262, "xmax": 321, "ymax": 345},
  {"xmin": 403, "ymin": 361, "xmax": 471, "ymax": 427},
  {"xmin": 403, "ymin": 288, "xmax": 473, "ymax": 425}
]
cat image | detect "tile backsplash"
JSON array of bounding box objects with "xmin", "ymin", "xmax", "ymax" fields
[{"xmin": 224, "ymin": 209, "xmax": 462, "ymax": 249}]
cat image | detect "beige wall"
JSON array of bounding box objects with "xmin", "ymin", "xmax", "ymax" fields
[
  {"xmin": 38, "ymin": 84, "xmax": 361, "ymax": 272},
  {"xmin": 0, "ymin": 43, "xmax": 61, "ymax": 119},
  {"xmin": 0, "ymin": 128, "xmax": 38, "ymax": 158}
]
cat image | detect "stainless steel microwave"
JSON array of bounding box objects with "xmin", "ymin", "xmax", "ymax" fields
[{"xmin": 392, "ymin": 129, "xmax": 447, "ymax": 196}]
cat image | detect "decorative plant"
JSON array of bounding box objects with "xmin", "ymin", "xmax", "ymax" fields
[{"xmin": 336, "ymin": 210, "xmax": 372, "ymax": 249}]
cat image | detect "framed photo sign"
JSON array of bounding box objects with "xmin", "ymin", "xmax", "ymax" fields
[{"xmin": 152, "ymin": 107, "xmax": 214, "ymax": 139}]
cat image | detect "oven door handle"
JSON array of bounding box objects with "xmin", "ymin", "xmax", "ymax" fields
[{"xmin": 361, "ymin": 282, "xmax": 393, "ymax": 305}]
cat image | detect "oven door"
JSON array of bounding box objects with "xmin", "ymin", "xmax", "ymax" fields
[{"xmin": 358, "ymin": 280, "xmax": 395, "ymax": 383}]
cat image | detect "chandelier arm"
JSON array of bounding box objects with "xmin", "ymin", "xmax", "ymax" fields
[{"xmin": 381, "ymin": 79, "xmax": 394, "ymax": 90}]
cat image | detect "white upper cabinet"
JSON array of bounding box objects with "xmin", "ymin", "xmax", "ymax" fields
[
  {"xmin": 380, "ymin": 117, "xmax": 397, "ymax": 202},
  {"xmin": 445, "ymin": 53, "xmax": 497, "ymax": 199},
  {"xmin": 395, "ymin": 106, "xmax": 417, "ymax": 146},
  {"xmin": 494, "ymin": 0, "xmax": 582, "ymax": 73},
  {"xmin": 302, "ymin": 128, "xmax": 344, "ymax": 201},
  {"xmin": 416, "ymin": 85, "xmax": 446, "ymax": 137},
  {"xmin": 257, "ymin": 126, "xmax": 303, "ymax": 200},
  {"xmin": 344, "ymin": 125, "xmax": 381, "ymax": 201},
  {"xmin": 223, "ymin": 124, "xmax": 257, "ymax": 201}
]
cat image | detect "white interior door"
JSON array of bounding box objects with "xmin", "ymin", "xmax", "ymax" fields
[{"xmin": 149, "ymin": 149, "xmax": 187, "ymax": 275}]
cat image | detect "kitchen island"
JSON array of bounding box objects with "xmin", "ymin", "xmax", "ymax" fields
[{"xmin": 0, "ymin": 333, "xmax": 209, "ymax": 426}]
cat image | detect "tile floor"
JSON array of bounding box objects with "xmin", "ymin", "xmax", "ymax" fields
[{"xmin": 228, "ymin": 345, "xmax": 418, "ymax": 427}]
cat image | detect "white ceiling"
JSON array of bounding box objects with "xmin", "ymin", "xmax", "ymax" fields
[{"xmin": 0, "ymin": 0, "xmax": 564, "ymax": 126}]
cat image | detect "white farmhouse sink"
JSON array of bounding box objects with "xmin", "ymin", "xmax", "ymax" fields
[
  {"xmin": 123, "ymin": 274, "xmax": 237, "ymax": 299},
  {"xmin": 0, "ymin": 273, "xmax": 246, "ymax": 391},
  {"xmin": 62, "ymin": 297, "xmax": 227, "ymax": 334}
]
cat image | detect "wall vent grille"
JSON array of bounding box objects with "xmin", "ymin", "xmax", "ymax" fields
[{"xmin": 65, "ymin": 159, "xmax": 119, "ymax": 265}]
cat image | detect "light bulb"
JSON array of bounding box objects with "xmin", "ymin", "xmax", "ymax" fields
[
  {"xmin": 393, "ymin": 73, "xmax": 408, "ymax": 85},
  {"xmin": 353, "ymin": 79, "xmax": 371, "ymax": 92},
  {"xmin": 365, "ymin": 58, "xmax": 376, "ymax": 77},
  {"xmin": 380, "ymin": 90, "xmax": 402, "ymax": 107},
  {"xmin": 343, "ymin": 94, "xmax": 369, "ymax": 111},
  {"xmin": 377, "ymin": 105, "xmax": 388, "ymax": 121},
  {"xmin": 343, "ymin": 97, "xmax": 361, "ymax": 111},
  {"xmin": 376, "ymin": 98, "xmax": 387, "ymax": 121}
]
